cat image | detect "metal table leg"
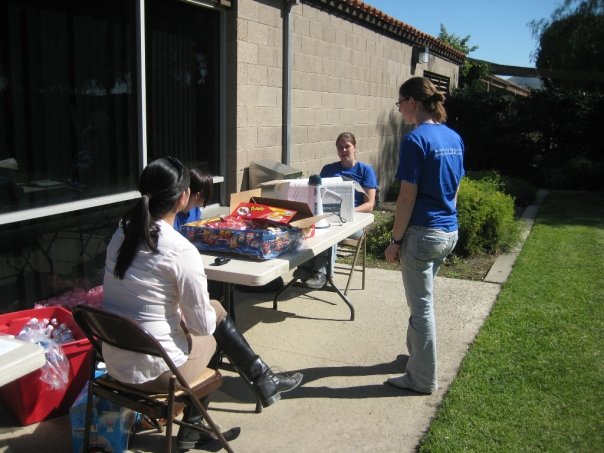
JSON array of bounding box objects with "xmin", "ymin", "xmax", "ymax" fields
[{"xmin": 273, "ymin": 246, "xmax": 355, "ymax": 320}]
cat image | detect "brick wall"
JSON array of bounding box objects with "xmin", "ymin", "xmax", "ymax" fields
[{"xmin": 233, "ymin": 0, "xmax": 459, "ymax": 194}]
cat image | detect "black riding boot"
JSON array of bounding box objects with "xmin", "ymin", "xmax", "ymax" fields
[
  {"xmin": 176, "ymin": 396, "xmax": 217, "ymax": 450},
  {"xmin": 213, "ymin": 316, "xmax": 303, "ymax": 408}
]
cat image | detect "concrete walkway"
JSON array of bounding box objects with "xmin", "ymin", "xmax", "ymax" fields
[{"xmin": 0, "ymin": 195, "xmax": 545, "ymax": 452}]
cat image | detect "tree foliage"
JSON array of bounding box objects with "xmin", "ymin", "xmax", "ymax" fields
[
  {"xmin": 437, "ymin": 24, "xmax": 490, "ymax": 90},
  {"xmin": 446, "ymin": 88, "xmax": 604, "ymax": 190},
  {"xmin": 530, "ymin": 0, "xmax": 604, "ymax": 91}
]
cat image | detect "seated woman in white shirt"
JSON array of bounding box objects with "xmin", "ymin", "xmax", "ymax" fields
[{"xmin": 102, "ymin": 156, "xmax": 302, "ymax": 450}]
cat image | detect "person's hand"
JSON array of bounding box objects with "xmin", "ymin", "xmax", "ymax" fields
[{"xmin": 384, "ymin": 242, "xmax": 400, "ymax": 263}]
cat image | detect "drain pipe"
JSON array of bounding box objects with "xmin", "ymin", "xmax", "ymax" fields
[{"xmin": 282, "ymin": 0, "xmax": 299, "ymax": 166}]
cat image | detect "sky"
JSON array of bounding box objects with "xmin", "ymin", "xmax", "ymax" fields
[{"xmin": 364, "ymin": 0, "xmax": 563, "ymax": 68}]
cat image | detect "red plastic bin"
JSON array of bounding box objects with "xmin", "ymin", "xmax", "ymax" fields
[{"xmin": 0, "ymin": 306, "xmax": 92, "ymax": 426}]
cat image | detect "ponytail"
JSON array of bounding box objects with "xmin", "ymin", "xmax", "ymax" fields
[
  {"xmin": 114, "ymin": 157, "xmax": 190, "ymax": 279},
  {"xmin": 114, "ymin": 195, "xmax": 159, "ymax": 279}
]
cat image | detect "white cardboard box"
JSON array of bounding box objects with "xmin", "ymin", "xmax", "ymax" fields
[{"xmin": 260, "ymin": 177, "xmax": 360, "ymax": 222}]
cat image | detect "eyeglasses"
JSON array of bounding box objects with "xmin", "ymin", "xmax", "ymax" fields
[{"xmin": 396, "ymin": 96, "xmax": 410, "ymax": 108}]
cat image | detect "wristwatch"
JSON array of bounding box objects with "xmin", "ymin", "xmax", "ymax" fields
[{"xmin": 391, "ymin": 234, "xmax": 403, "ymax": 245}]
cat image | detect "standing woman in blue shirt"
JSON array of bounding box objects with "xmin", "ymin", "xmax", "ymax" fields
[{"xmin": 384, "ymin": 77, "xmax": 464, "ymax": 395}]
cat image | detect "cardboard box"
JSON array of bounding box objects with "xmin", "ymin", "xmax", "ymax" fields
[
  {"xmin": 70, "ymin": 380, "xmax": 137, "ymax": 453},
  {"xmin": 260, "ymin": 177, "xmax": 360, "ymax": 222},
  {"xmin": 181, "ymin": 189, "xmax": 329, "ymax": 260}
]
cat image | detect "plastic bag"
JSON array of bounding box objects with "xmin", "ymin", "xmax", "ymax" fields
[
  {"xmin": 16, "ymin": 318, "xmax": 71, "ymax": 390},
  {"xmin": 38, "ymin": 339, "xmax": 71, "ymax": 390}
]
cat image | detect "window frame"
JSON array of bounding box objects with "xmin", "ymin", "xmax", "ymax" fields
[{"xmin": 0, "ymin": 0, "xmax": 227, "ymax": 226}]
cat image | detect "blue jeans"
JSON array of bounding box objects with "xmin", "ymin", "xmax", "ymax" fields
[{"xmin": 398, "ymin": 226, "xmax": 458, "ymax": 393}]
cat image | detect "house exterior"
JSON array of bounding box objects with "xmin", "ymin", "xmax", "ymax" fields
[{"xmin": 0, "ymin": 0, "xmax": 463, "ymax": 312}]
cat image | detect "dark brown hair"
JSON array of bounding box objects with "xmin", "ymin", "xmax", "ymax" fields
[
  {"xmin": 399, "ymin": 77, "xmax": 447, "ymax": 123},
  {"xmin": 335, "ymin": 132, "xmax": 356, "ymax": 146},
  {"xmin": 189, "ymin": 167, "xmax": 213, "ymax": 208},
  {"xmin": 115, "ymin": 156, "xmax": 190, "ymax": 279}
]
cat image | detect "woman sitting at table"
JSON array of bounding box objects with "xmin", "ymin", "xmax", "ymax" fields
[
  {"xmin": 173, "ymin": 166, "xmax": 223, "ymax": 300},
  {"xmin": 102, "ymin": 156, "xmax": 303, "ymax": 450},
  {"xmin": 294, "ymin": 132, "xmax": 378, "ymax": 288},
  {"xmin": 174, "ymin": 167, "xmax": 212, "ymax": 231}
]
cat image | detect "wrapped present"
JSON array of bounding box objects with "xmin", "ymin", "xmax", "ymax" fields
[
  {"xmin": 182, "ymin": 214, "xmax": 304, "ymax": 260},
  {"xmin": 182, "ymin": 190, "xmax": 330, "ymax": 260}
]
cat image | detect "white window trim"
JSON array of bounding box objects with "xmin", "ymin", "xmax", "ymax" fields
[{"xmin": 0, "ymin": 191, "xmax": 141, "ymax": 225}]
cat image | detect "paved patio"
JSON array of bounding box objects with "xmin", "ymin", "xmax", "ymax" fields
[{"xmin": 0, "ymin": 267, "xmax": 501, "ymax": 452}]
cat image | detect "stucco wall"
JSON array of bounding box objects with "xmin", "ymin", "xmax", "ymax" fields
[{"xmin": 234, "ymin": 0, "xmax": 459, "ymax": 194}]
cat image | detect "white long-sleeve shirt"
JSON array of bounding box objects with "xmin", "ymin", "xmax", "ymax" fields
[{"xmin": 102, "ymin": 219, "xmax": 217, "ymax": 384}]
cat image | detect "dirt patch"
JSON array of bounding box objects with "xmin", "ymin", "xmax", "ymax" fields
[{"xmin": 348, "ymin": 253, "xmax": 497, "ymax": 282}]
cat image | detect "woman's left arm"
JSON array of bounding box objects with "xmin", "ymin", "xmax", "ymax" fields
[
  {"xmin": 384, "ymin": 181, "xmax": 417, "ymax": 263},
  {"xmin": 354, "ymin": 165, "xmax": 378, "ymax": 213},
  {"xmin": 355, "ymin": 188, "xmax": 376, "ymax": 213}
]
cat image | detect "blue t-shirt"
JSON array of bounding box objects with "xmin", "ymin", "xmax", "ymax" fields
[
  {"xmin": 395, "ymin": 123, "xmax": 465, "ymax": 232},
  {"xmin": 174, "ymin": 207, "xmax": 202, "ymax": 232},
  {"xmin": 320, "ymin": 161, "xmax": 378, "ymax": 207}
]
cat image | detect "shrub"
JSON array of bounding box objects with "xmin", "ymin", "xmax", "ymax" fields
[
  {"xmin": 456, "ymin": 177, "xmax": 520, "ymax": 256},
  {"xmin": 499, "ymin": 175, "xmax": 538, "ymax": 207},
  {"xmin": 536, "ymin": 157, "xmax": 604, "ymax": 191},
  {"xmin": 366, "ymin": 175, "xmax": 521, "ymax": 260},
  {"xmin": 384, "ymin": 179, "xmax": 400, "ymax": 202},
  {"xmin": 366, "ymin": 210, "xmax": 394, "ymax": 258},
  {"xmin": 465, "ymin": 170, "xmax": 538, "ymax": 207}
]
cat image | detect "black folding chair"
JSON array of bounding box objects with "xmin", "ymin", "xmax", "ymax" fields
[{"xmin": 72, "ymin": 305, "xmax": 234, "ymax": 453}]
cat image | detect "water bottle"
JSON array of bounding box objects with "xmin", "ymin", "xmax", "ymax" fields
[{"xmin": 308, "ymin": 174, "xmax": 330, "ymax": 228}]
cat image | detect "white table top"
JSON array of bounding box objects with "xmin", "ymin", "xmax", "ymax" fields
[
  {"xmin": 0, "ymin": 336, "xmax": 46, "ymax": 387},
  {"xmin": 200, "ymin": 212, "xmax": 374, "ymax": 287}
]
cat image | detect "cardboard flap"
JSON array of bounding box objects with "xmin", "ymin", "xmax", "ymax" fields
[
  {"xmin": 250, "ymin": 196, "xmax": 330, "ymax": 228},
  {"xmin": 230, "ymin": 189, "xmax": 261, "ymax": 210},
  {"xmin": 250, "ymin": 196, "xmax": 313, "ymax": 220},
  {"xmin": 226, "ymin": 192, "xmax": 330, "ymax": 229}
]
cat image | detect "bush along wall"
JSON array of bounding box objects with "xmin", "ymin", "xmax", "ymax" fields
[{"xmin": 456, "ymin": 177, "xmax": 520, "ymax": 256}]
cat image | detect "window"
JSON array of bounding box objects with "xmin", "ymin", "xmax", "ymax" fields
[
  {"xmin": 146, "ymin": 0, "xmax": 221, "ymax": 174},
  {"xmin": 0, "ymin": 0, "xmax": 139, "ymax": 215},
  {"xmin": 0, "ymin": 0, "xmax": 225, "ymax": 312}
]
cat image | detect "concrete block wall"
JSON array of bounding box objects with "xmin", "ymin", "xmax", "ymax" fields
[
  {"xmin": 234, "ymin": 0, "xmax": 459, "ymax": 193},
  {"xmin": 235, "ymin": 0, "xmax": 284, "ymax": 190}
]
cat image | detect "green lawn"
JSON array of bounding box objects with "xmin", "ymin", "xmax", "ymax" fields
[{"xmin": 418, "ymin": 191, "xmax": 604, "ymax": 452}]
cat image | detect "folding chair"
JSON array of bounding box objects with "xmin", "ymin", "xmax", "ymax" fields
[
  {"xmin": 336, "ymin": 228, "xmax": 368, "ymax": 295},
  {"xmin": 72, "ymin": 305, "xmax": 234, "ymax": 453}
]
